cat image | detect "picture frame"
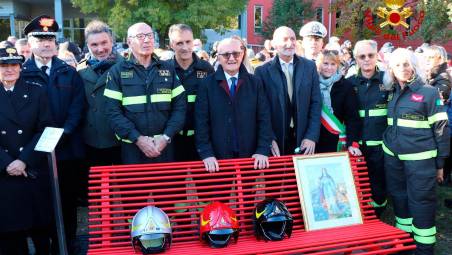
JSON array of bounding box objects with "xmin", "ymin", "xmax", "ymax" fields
[{"xmin": 293, "ymin": 152, "xmax": 363, "ymax": 231}]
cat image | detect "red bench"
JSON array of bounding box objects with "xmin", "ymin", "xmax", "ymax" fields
[{"xmin": 87, "ymin": 155, "xmax": 415, "ymax": 254}]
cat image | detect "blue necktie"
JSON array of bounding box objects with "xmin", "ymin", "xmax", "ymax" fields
[{"xmin": 230, "ymin": 77, "xmax": 237, "ymax": 98}]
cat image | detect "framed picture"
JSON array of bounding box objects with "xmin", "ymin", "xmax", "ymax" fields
[{"xmin": 293, "ymin": 152, "xmax": 363, "ymax": 231}]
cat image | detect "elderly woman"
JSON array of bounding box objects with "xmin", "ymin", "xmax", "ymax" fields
[
  {"xmin": 315, "ymin": 50, "xmax": 362, "ymax": 155},
  {"xmin": 382, "ymin": 48, "xmax": 449, "ymax": 255},
  {"xmin": 0, "ymin": 47, "xmax": 53, "ymax": 254}
]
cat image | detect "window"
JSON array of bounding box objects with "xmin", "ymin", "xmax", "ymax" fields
[
  {"xmin": 254, "ymin": 5, "xmax": 263, "ymax": 34},
  {"xmin": 316, "ymin": 8, "xmax": 323, "ymax": 24},
  {"xmin": 336, "ymin": 11, "xmax": 341, "ymax": 28}
]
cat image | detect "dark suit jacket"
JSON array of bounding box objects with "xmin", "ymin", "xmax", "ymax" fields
[
  {"xmin": 317, "ymin": 77, "xmax": 362, "ymax": 153},
  {"xmin": 195, "ymin": 65, "xmax": 272, "ymax": 159},
  {"xmin": 255, "ymin": 55, "xmax": 321, "ymax": 154}
]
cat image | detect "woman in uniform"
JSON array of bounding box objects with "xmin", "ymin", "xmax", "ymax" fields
[
  {"xmin": 382, "ymin": 48, "xmax": 449, "ymax": 255},
  {"xmin": 0, "ymin": 47, "xmax": 53, "ymax": 254}
]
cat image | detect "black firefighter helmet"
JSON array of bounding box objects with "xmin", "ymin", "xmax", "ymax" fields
[{"xmin": 253, "ymin": 198, "xmax": 293, "ymax": 241}]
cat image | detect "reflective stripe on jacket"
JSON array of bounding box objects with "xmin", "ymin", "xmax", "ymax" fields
[{"xmin": 382, "ymin": 77, "xmax": 449, "ymax": 167}]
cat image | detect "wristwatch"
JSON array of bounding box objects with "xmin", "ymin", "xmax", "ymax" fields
[{"xmin": 162, "ymin": 134, "xmax": 171, "ymax": 143}]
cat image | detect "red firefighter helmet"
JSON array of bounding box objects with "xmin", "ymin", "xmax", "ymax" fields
[{"xmin": 199, "ymin": 201, "xmax": 239, "ymax": 248}]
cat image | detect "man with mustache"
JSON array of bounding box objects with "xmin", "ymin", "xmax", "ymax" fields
[
  {"xmin": 167, "ymin": 24, "xmax": 214, "ymax": 161},
  {"xmin": 255, "ymin": 26, "xmax": 321, "ymax": 156},
  {"xmin": 20, "ymin": 15, "xmax": 86, "ymax": 252},
  {"xmin": 104, "ymin": 22, "xmax": 186, "ymax": 164}
]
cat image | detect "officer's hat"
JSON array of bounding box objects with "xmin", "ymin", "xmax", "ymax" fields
[
  {"xmin": 0, "ymin": 47, "xmax": 25, "ymax": 65},
  {"xmin": 299, "ymin": 21, "xmax": 327, "ymax": 38},
  {"xmin": 24, "ymin": 15, "xmax": 59, "ymax": 38}
]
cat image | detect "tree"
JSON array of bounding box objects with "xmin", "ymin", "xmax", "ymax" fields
[
  {"xmin": 415, "ymin": 0, "xmax": 452, "ymax": 43},
  {"xmin": 71, "ymin": 0, "xmax": 248, "ymax": 45},
  {"xmin": 262, "ymin": 0, "xmax": 314, "ymax": 40}
]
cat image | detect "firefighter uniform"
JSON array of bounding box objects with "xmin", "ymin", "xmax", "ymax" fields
[
  {"xmin": 383, "ymin": 77, "xmax": 449, "ymax": 255},
  {"xmin": 104, "ymin": 54, "xmax": 186, "ymax": 164},
  {"xmin": 168, "ymin": 53, "xmax": 214, "ymax": 161},
  {"xmin": 347, "ymin": 70, "xmax": 388, "ymax": 216}
]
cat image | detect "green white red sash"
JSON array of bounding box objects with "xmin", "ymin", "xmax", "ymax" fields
[{"xmin": 320, "ymin": 105, "xmax": 347, "ymax": 151}]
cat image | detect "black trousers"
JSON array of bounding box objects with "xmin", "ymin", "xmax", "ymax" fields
[
  {"xmin": 174, "ymin": 134, "xmax": 199, "ymax": 162},
  {"xmin": 362, "ymin": 145, "xmax": 387, "ymax": 217},
  {"xmin": 385, "ymin": 154, "xmax": 437, "ymax": 255},
  {"xmin": 0, "ymin": 228, "xmax": 50, "ymax": 255}
]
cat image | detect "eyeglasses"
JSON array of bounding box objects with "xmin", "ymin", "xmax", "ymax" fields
[
  {"xmin": 357, "ymin": 53, "xmax": 376, "ymax": 60},
  {"xmin": 129, "ymin": 33, "xmax": 154, "ymax": 40},
  {"xmin": 322, "ymin": 49, "xmax": 339, "ymax": 55},
  {"xmin": 218, "ymin": 51, "xmax": 242, "ymax": 59}
]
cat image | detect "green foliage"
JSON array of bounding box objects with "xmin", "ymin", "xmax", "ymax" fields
[
  {"xmin": 415, "ymin": 0, "xmax": 452, "ymax": 43},
  {"xmin": 262, "ymin": 0, "xmax": 314, "ymax": 40},
  {"xmin": 332, "ymin": 0, "xmax": 383, "ymax": 42},
  {"xmin": 71, "ymin": 0, "xmax": 248, "ymax": 45}
]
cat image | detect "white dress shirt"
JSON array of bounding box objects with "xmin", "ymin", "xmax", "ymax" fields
[
  {"xmin": 224, "ymin": 72, "xmax": 239, "ymax": 89},
  {"xmin": 35, "ymin": 58, "xmax": 52, "ymax": 76}
]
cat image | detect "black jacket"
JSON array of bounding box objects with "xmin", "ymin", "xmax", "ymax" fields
[
  {"xmin": 104, "ymin": 54, "xmax": 186, "ymax": 162},
  {"xmin": 317, "ymin": 77, "xmax": 362, "ymax": 153},
  {"xmin": 254, "ymin": 55, "xmax": 321, "ymax": 154},
  {"xmin": 168, "ymin": 53, "xmax": 214, "ymax": 134},
  {"xmin": 195, "ymin": 65, "xmax": 272, "ymax": 159},
  {"xmin": 347, "ymin": 70, "xmax": 388, "ymax": 145},
  {"xmin": 427, "ymin": 62, "xmax": 451, "ymax": 101},
  {"xmin": 0, "ymin": 79, "xmax": 54, "ymax": 232},
  {"xmin": 383, "ymin": 77, "xmax": 449, "ymax": 168},
  {"xmin": 21, "ymin": 55, "xmax": 85, "ymax": 160}
]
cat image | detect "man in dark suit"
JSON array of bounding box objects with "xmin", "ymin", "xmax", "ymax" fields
[
  {"xmin": 195, "ymin": 37, "xmax": 272, "ymax": 172},
  {"xmin": 20, "ymin": 15, "xmax": 85, "ymax": 252},
  {"xmin": 255, "ymin": 26, "xmax": 321, "ymax": 156}
]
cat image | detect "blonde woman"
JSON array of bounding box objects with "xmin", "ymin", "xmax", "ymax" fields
[{"xmin": 382, "ymin": 48, "xmax": 449, "ymax": 255}]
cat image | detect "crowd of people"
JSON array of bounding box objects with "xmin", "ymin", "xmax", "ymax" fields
[{"xmin": 0, "ymin": 14, "xmax": 451, "ymax": 255}]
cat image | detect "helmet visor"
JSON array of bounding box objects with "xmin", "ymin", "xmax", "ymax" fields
[
  {"xmin": 207, "ymin": 229, "xmax": 234, "ymax": 248},
  {"xmin": 133, "ymin": 233, "xmax": 169, "ymax": 253},
  {"xmin": 261, "ymin": 221, "xmax": 286, "ymax": 240}
]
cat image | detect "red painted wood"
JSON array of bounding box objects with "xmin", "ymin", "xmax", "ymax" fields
[{"xmin": 87, "ymin": 155, "xmax": 414, "ymax": 254}]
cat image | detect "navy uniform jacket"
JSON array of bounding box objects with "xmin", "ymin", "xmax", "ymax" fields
[
  {"xmin": 195, "ymin": 65, "xmax": 272, "ymax": 159},
  {"xmin": 104, "ymin": 54, "xmax": 186, "ymax": 162},
  {"xmin": 21, "ymin": 56, "xmax": 85, "ymax": 160},
  {"xmin": 254, "ymin": 55, "xmax": 321, "ymax": 154},
  {"xmin": 383, "ymin": 77, "xmax": 449, "ymax": 168},
  {"xmin": 0, "ymin": 78, "xmax": 53, "ymax": 232}
]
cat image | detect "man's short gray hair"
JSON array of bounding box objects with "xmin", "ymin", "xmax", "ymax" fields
[
  {"xmin": 353, "ymin": 39, "xmax": 378, "ymax": 58},
  {"xmin": 15, "ymin": 38, "xmax": 28, "ymax": 47},
  {"xmin": 168, "ymin": 24, "xmax": 193, "ymax": 43},
  {"xmin": 425, "ymin": 45, "xmax": 448, "ymax": 64},
  {"xmin": 84, "ymin": 20, "xmax": 113, "ymax": 40}
]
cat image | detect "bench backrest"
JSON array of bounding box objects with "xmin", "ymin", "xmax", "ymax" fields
[{"xmin": 87, "ymin": 155, "xmax": 375, "ymax": 250}]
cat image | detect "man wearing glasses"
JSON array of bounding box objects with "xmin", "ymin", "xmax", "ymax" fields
[
  {"xmin": 104, "ymin": 22, "xmax": 186, "ymax": 164},
  {"xmin": 255, "ymin": 26, "xmax": 321, "ymax": 156},
  {"xmin": 347, "ymin": 39, "xmax": 388, "ymax": 218},
  {"xmin": 195, "ymin": 37, "xmax": 272, "ymax": 172}
]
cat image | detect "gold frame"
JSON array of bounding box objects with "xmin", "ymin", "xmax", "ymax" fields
[{"xmin": 293, "ymin": 152, "xmax": 363, "ymax": 231}]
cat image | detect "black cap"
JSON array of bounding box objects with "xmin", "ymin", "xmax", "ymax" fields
[
  {"xmin": 24, "ymin": 15, "xmax": 59, "ymax": 37},
  {"xmin": 0, "ymin": 47, "xmax": 25, "ymax": 65}
]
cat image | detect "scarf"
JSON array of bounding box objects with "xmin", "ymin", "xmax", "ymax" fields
[
  {"xmin": 86, "ymin": 52, "xmax": 118, "ymax": 75},
  {"xmin": 319, "ymin": 72, "xmax": 342, "ymax": 113}
]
